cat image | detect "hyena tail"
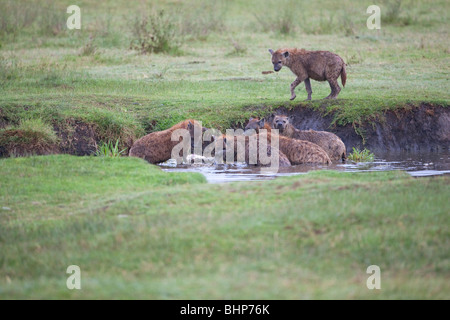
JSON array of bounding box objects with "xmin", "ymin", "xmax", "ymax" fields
[{"xmin": 340, "ymin": 64, "xmax": 347, "ymax": 87}]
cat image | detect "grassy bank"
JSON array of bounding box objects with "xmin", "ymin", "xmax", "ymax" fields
[
  {"xmin": 0, "ymin": 155, "xmax": 449, "ymax": 299},
  {"xmin": 0, "ymin": 0, "xmax": 448, "ymax": 148}
]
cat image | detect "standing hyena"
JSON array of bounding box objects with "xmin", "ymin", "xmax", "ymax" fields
[{"xmin": 269, "ymin": 48, "xmax": 347, "ymax": 100}]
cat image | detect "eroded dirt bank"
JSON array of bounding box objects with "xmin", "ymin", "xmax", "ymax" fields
[
  {"xmin": 0, "ymin": 103, "xmax": 448, "ymax": 157},
  {"xmin": 269, "ymin": 103, "xmax": 449, "ymax": 153}
]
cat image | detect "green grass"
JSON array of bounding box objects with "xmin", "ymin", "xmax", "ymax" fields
[
  {"xmin": 95, "ymin": 139, "xmax": 127, "ymax": 158},
  {"xmin": 0, "ymin": 0, "xmax": 448, "ymax": 138},
  {"xmin": 0, "ymin": 0, "xmax": 449, "ymax": 300},
  {"xmin": 0, "ymin": 155, "xmax": 448, "ymax": 299},
  {"xmin": 348, "ymin": 147, "xmax": 375, "ymax": 162},
  {"xmin": 0, "ymin": 118, "xmax": 58, "ymax": 141},
  {"xmin": 0, "ymin": 118, "xmax": 59, "ymax": 156}
]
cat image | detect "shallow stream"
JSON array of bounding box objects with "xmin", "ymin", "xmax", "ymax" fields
[{"xmin": 160, "ymin": 151, "xmax": 450, "ymax": 183}]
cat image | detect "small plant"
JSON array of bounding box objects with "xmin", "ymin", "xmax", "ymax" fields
[
  {"xmin": 345, "ymin": 50, "xmax": 365, "ymax": 65},
  {"xmin": 347, "ymin": 147, "xmax": 375, "ymax": 162},
  {"xmin": 95, "ymin": 139, "xmax": 127, "ymax": 158},
  {"xmin": 153, "ymin": 65, "xmax": 171, "ymax": 79},
  {"xmin": 130, "ymin": 9, "xmax": 181, "ymax": 55},
  {"xmin": 80, "ymin": 36, "xmax": 97, "ymax": 56}
]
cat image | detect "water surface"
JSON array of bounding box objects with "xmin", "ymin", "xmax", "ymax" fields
[{"xmin": 160, "ymin": 151, "xmax": 450, "ymax": 183}]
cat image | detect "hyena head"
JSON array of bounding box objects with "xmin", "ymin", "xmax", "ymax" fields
[
  {"xmin": 269, "ymin": 49, "xmax": 289, "ymax": 72},
  {"xmin": 272, "ymin": 115, "xmax": 294, "ymax": 132},
  {"xmin": 245, "ymin": 117, "xmax": 265, "ymax": 133}
]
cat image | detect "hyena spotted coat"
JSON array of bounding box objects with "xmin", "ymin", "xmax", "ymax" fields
[
  {"xmin": 129, "ymin": 119, "xmax": 203, "ymax": 164},
  {"xmin": 218, "ymin": 133, "xmax": 292, "ymax": 167},
  {"xmin": 272, "ymin": 115, "xmax": 347, "ymax": 161},
  {"xmin": 244, "ymin": 118, "xmax": 331, "ymax": 165},
  {"xmin": 269, "ymin": 48, "xmax": 346, "ymax": 100}
]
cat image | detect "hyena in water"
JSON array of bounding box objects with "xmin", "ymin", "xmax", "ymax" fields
[
  {"xmin": 244, "ymin": 118, "xmax": 331, "ymax": 165},
  {"xmin": 269, "ymin": 48, "xmax": 347, "ymax": 100},
  {"xmin": 272, "ymin": 115, "xmax": 347, "ymax": 161},
  {"xmin": 129, "ymin": 119, "xmax": 203, "ymax": 164}
]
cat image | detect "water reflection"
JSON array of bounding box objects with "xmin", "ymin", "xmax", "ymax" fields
[{"xmin": 160, "ymin": 151, "xmax": 450, "ymax": 183}]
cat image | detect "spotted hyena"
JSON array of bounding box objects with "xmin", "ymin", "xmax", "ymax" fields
[
  {"xmin": 269, "ymin": 48, "xmax": 347, "ymax": 100},
  {"xmin": 244, "ymin": 117, "xmax": 331, "ymax": 165},
  {"xmin": 129, "ymin": 119, "xmax": 203, "ymax": 164},
  {"xmin": 272, "ymin": 115, "xmax": 347, "ymax": 161},
  {"xmin": 216, "ymin": 132, "xmax": 292, "ymax": 167}
]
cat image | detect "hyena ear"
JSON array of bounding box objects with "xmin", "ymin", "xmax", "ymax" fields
[
  {"xmin": 283, "ymin": 51, "xmax": 289, "ymax": 58},
  {"xmin": 259, "ymin": 119, "xmax": 266, "ymax": 127},
  {"xmin": 268, "ymin": 49, "xmax": 274, "ymax": 55},
  {"xmin": 288, "ymin": 115, "xmax": 295, "ymax": 122}
]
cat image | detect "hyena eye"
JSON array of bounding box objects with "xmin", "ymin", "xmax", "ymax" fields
[{"xmin": 278, "ymin": 61, "xmax": 282, "ymax": 63}]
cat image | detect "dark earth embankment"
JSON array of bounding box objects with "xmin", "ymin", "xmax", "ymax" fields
[
  {"xmin": 270, "ymin": 103, "xmax": 449, "ymax": 153},
  {"xmin": 0, "ymin": 103, "xmax": 448, "ymax": 157},
  {"xmin": 54, "ymin": 120, "xmax": 98, "ymax": 156}
]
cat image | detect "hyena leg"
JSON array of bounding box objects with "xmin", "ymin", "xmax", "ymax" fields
[
  {"xmin": 304, "ymin": 78, "xmax": 312, "ymax": 101},
  {"xmin": 325, "ymin": 79, "xmax": 341, "ymax": 99},
  {"xmin": 290, "ymin": 77, "xmax": 302, "ymax": 101}
]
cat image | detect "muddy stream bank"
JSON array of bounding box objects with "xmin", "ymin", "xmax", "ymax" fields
[{"xmin": 1, "ymin": 103, "xmax": 449, "ymax": 182}]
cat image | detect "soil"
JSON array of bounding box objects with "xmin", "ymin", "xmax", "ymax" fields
[
  {"xmin": 54, "ymin": 120, "xmax": 98, "ymax": 156},
  {"xmin": 269, "ymin": 103, "xmax": 449, "ymax": 153}
]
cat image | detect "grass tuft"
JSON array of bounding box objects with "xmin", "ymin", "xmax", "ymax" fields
[
  {"xmin": 0, "ymin": 118, "xmax": 59, "ymax": 157},
  {"xmin": 130, "ymin": 9, "xmax": 181, "ymax": 55},
  {"xmin": 80, "ymin": 36, "xmax": 97, "ymax": 57},
  {"xmin": 347, "ymin": 147, "xmax": 375, "ymax": 162},
  {"xmin": 95, "ymin": 139, "xmax": 127, "ymax": 158}
]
